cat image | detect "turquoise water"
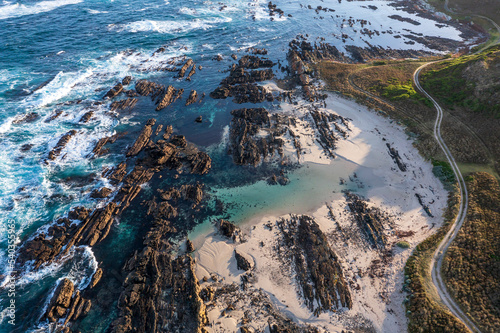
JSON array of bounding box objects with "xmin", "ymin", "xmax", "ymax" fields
[{"xmin": 0, "ymin": 0, "xmax": 468, "ymax": 331}]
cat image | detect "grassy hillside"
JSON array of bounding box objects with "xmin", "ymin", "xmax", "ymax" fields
[
  {"xmin": 421, "ymin": 46, "xmax": 500, "ymax": 117},
  {"xmin": 442, "ymin": 172, "xmax": 500, "ymax": 332},
  {"xmin": 420, "ymin": 46, "xmax": 500, "ymax": 176}
]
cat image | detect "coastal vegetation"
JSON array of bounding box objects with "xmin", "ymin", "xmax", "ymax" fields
[
  {"xmin": 404, "ymin": 187, "xmax": 469, "ymax": 333},
  {"xmin": 442, "ymin": 172, "xmax": 500, "ymax": 332}
]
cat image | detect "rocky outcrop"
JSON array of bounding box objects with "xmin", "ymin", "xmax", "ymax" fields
[
  {"xmin": 156, "ymin": 86, "xmax": 182, "ymax": 111},
  {"xmin": 310, "ymin": 110, "xmax": 345, "ymax": 158},
  {"xmin": 45, "ymin": 278, "xmax": 74, "ymax": 322},
  {"xmin": 92, "ymin": 133, "xmax": 124, "ymax": 156},
  {"xmin": 267, "ymin": 172, "xmax": 290, "ymax": 186},
  {"xmin": 111, "ymin": 182, "xmax": 209, "ymax": 333},
  {"xmin": 110, "ymin": 98, "xmax": 138, "ymax": 112},
  {"xmin": 210, "ymin": 55, "xmax": 275, "ymax": 104},
  {"xmin": 18, "ymin": 119, "xmax": 212, "ymax": 271},
  {"xmin": 227, "ymin": 108, "xmax": 290, "ymax": 166},
  {"xmin": 126, "ymin": 118, "xmax": 156, "ymax": 157},
  {"xmin": 234, "ymin": 250, "xmax": 253, "ymax": 271},
  {"xmin": 345, "ymin": 192, "xmax": 389, "ymax": 249},
  {"xmin": 90, "ymin": 268, "xmax": 103, "ymax": 288},
  {"xmin": 122, "ymin": 76, "xmax": 132, "ymax": 85},
  {"xmin": 186, "ymin": 90, "xmax": 198, "ymax": 106},
  {"xmin": 90, "ymin": 187, "xmax": 112, "ymax": 198},
  {"xmin": 47, "ymin": 130, "xmax": 77, "ymax": 161},
  {"xmin": 187, "ymin": 151, "xmax": 212, "ymax": 175},
  {"xmin": 104, "ymin": 83, "xmax": 124, "ymax": 100},
  {"xmin": 135, "ymin": 80, "xmax": 164, "ymax": 98},
  {"xmin": 79, "ymin": 110, "xmax": 94, "ymax": 123},
  {"xmin": 415, "ymin": 193, "xmax": 433, "ymax": 217},
  {"xmin": 13, "ymin": 112, "xmax": 39, "ymax": 124},
  {"xmin": 386, "ymin": 143, "xmax": 407, "ymax": 172},
  {"xmin": 178, "ymin": 59, "xmax": 194, "ymax": 78},
  {"xmin": 276, "ymin": 215, "xmax": 352, "ymax": 314},
  {"xmin": 44, "ymin": 278, "xmax": 92, "ymax": 327},
  {"xmin": 217, "ymin": 219, "xmax": 238, "ymax": 239}
]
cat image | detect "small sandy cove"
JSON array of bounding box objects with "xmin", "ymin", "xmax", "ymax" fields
[{"xmin": 192, "ymin": 93, "xmax": 447, "ymax": 333}]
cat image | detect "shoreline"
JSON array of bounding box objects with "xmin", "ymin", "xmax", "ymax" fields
[{"xmin": 192, "ymin": 91, "xmax": 448, "ymax": 332}]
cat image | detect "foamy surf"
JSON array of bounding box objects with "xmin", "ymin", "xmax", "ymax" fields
[
  {"xmin": 110, "ymin": 17, "xmax": 232, "ymax": 34},
  {"xmin": 0, "ymin": 0, "xmax": 84, "ymax": 20}
]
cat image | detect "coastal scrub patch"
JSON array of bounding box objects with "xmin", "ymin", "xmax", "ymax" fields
[
  {"xmin": 421, "ymin": 46, "xmax": 500, "ymax": 117},
  {"xmin": 396, "ymin": 241, "xmax": 410, "ymax": 249},
  {"xmin": 403, "ymin": 185, "xmax": 470, "ymax": 333},
  {"xmin": 442, "ymin": 172, "xmax": 500, "ymax": 332},
  {"xmin": 431, "ymin": 159, "xmax": 456, "ymax": 189}
]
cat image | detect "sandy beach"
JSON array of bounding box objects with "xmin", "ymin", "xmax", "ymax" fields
[{"xmin": 192, "ymin": 93, "xmax": 448, "ymax": 332}]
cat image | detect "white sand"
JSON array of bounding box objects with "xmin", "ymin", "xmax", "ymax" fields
[{"xmin": 193, "ymin": 93, "xmax": 448, "ymax": 332}]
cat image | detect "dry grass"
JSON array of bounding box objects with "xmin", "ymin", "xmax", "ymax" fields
[
  {"xmin": 442, "ymin": 172, "xmax": 500, "ymax": 333},
  {"xmin": 421, "ymin": 46, "xmax": 500, "ymax": 177}
]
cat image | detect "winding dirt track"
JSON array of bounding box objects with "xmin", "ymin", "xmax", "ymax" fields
[{"xmin": 413, "ymin": 64, "xmax": 480, "ymax": 333}]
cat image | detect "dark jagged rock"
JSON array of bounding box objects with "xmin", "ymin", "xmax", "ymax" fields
[
  {"xmin": 44, "ymin": 278, "xmax": 74, "ymax": 322},
  {"xmin": 186, "ymin": 239, "xmax": 195, "ymax": 253},
  {"xmin": 156, "ymin": 85, "xmax": 177, "ymax": 111},
  {"xmin": 111, "ymin": 186, "xmax": 208, "ymax": 333},
  {"xmin": 110, "ymin": 98, "xmax": 138, "ymax": 112},
  {"xmin": 234, "ymin": 250, "xmax": 253, "ymax": 271},
  {"xmin": 47, "ymin": 130, "xmax": 77, "ymax": 161},
  {"xmin": 186, "ymin": 65, "xmax": 196, "ymax": 81},
  {"xmin": 186, "ymin": 90, "xmax": 198, "ymax": 106},
  {"xmin": 79, "ymin": 110, "xmax": 94, "ymax": 123},
  {"xmin": 104, "ymin": 83, "xmax": 124, "ymax": 100},
  {"xmin": 310, "ymin": 111, "xmax": 340, "ymax": 158},
  {"xmin": 386, "ymin": 143, "xmax": 407, "ymax": 172},
  {"xmin": 276, "ymin": 215, "xmax": 352, "ymax": 314},
  {"xmin": 126, "ymin": 118, "xmax": 156, "ymax": 157},
  {"xmin": 90, "ymin": 268, "xmax": 103, "ymax": 288},
  {"xmin": 415, "ymin": 193, "xmax": 433, "ymax": 217},
  {"xmin": 20, "ymin": 143, "xmax": 33, "ymax": 152},
  {"xmin": 238, "ymin": 55, "xmax": 274, "ymax": 69},
  {"xmin": 92, "ymin": 133, "xmax": 124, "ymax": 156},
  {"xmin": 122, "ymin": 76, "xmax": 132, "ymax": 85},
  {"xmin": 227, "ymin": 108, "xmax": 291, "ymax": 166},
  {"xmin": 45, "ymin": 110, "xmax": 63, "ymax": 122},
  {"xmin": 178, "ymin": 59, "xmax": 194, "ymax": 78},
  {"xmin": 267, "ymin": 172, "xmax": 290, "ymax": 186},
  {"xmin": 345, "ymin": 192, "xmax": 389, "ymax": 249},
  {"xmin": 170, "ymin": 135, "xmax": 187, "ymax": 148},
  {"xmin": 180, "ymin": 183, "xmax": 204, "ymax": 206},
  {"xmin": 217, "ymin": 219, "xmax": 237, "ymax": 239},
  {"xmin": 195, "ymin": 116, "xmax": 203, "ymax": 123},
  {"xmin": 188, "ymin": 151, "xmax": 211, "ymax": 175},
  {"xmin": 222, "ymin": 68, "xmax": 274, "ymax": 85},
  {"xmin": 135, "ymin": 79, "xmax": 164, "ymax": 98},
  {"xmin": 246, "ymin": 47, "xmax": 268, "ymax": 55},
  {"xmin": 13, "ymin": 112, "xmax": 39, "ymax": 124},
  {"xmin": 90, "ymin": 187, "xmax": 113, "ymax": 199},
  {"xmin": 210, "ymin": 55, "xmax": 274, "ymax": 104}
]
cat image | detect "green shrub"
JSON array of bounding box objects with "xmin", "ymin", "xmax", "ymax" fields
[{"xmin": 397, "ymin": 241, "xmax": 410, "ymax": 248}]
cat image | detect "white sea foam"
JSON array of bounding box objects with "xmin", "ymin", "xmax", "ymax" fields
[
  {"xmin": 0, "ymin": 0, "xmax": 83, "ymax": 20},
  {"xmin": 111, "ymin": 16, "xmax": 232, "ymax": 34},
  {"xmin": 24, "ymin": 69, "xmax": 94, "ymax": 108},
  {"xmin": 15, "ymin": 246, "xmax": 97, "ymax": 289},
  {"xmin": 85, "ymin": 8, "xmax": 107, "ymax": 14}
]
